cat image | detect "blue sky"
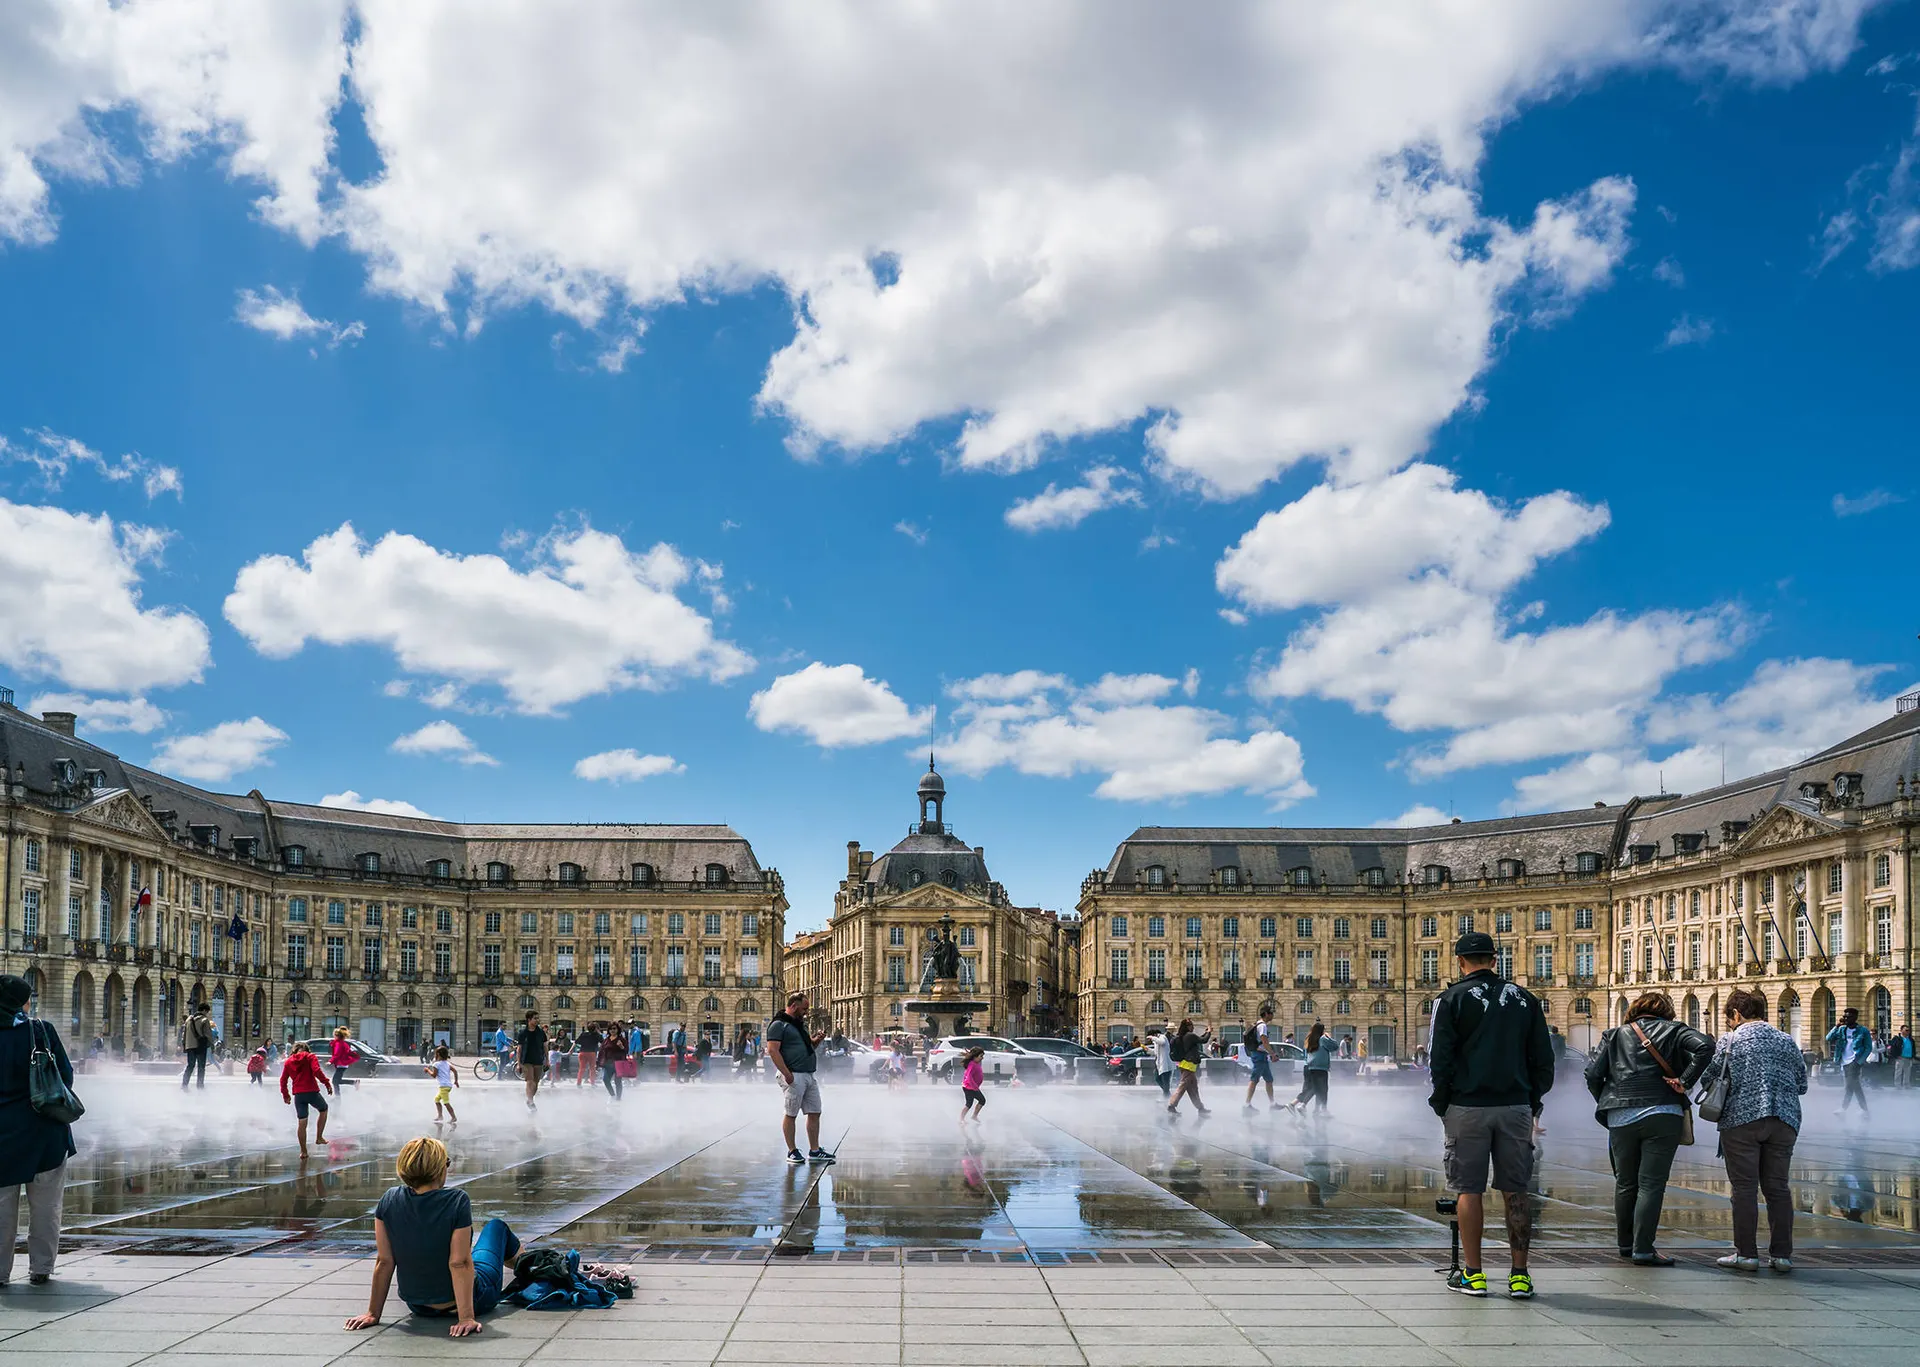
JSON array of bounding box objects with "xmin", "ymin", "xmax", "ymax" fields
[{"xmin": 2, "ymin": 3, "xmax": 1917, "ymax": 928}]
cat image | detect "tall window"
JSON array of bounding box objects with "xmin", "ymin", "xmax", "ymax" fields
[
  {"xmin": 1295, "ymin": 916, "xmax": 1313, "ymax": 938},
  {"xmin": 327, "ymin": 900, "xmax": 345, "ymax": 925},
  {"xmin": 1145, "ymin": 865, "xmax": 1165, "ymax": 888},
  {"xmin": 1257, "ymin": 915, "xmax": 1275, "ymax": 938},
  {"xmin": 1222, "ymin": 916, "xmax": 1239, "ymax": 939},
  {"xmin": 556, "ymin": 911, "xmax": 574, "ymax": 936},
  {"xmin": 1295, "ymin": 948, "xmax": 1314, "ymax": 980},
  {"xmin": 1109, "ymin": 948, "xmax": 1130, "ymax": 983},
  {"xmin": 1687, "ymin": 932, "xmax": 1701, "ymax": 972},
  {"xmin": 1574, "ymin": 942, "xmax": 1594, "ymax": 977},
  {"xmin": 1185, "ymin": 948, "xmax": 1204, "ymax": 981},
  {"xmin": 1574, "ymin": 906, "xmax": 1593, "ymax": 930},
  {"xmin": 666, "ymin": 946, "xmax": 685, "ymax": 979},
  {"xmin": 400, "ymin": 941, "xmax": 418, "ymax": 974},
  {"xmin": 1827, "ymin": 862, "xmax": 1843, "ymax": 895},
  {"xmin": 23, "ymin": 840, "xmax": 40, "ymax": 873},
  {"xmin": 629, "ymin": 912, "xmax": 646, "ymax": 935},
  {"xmin": 628, "ymin": 945, "xmax": 646, "ymax": 979},
  {"xmin": 1420, "ymin": 914, "xmax": 1438, "ymax": 938},
  {"xmin": 1419, "ymin": 948, "xmax": 1439, "ymax": 982},
  {"xmin": 1494, "ymin": 910, "xmax": 1512, "ymax": 934},
  {"xmin": 1532, "ymin": 944, "xmax": 1553, "ymax": 980},
  {"xmin": 1876, "ymin": 905, "xmax": 1894, "ymax": 956},
  {"xmin": 286, "ymin": 932, "xmax": 307, "ymax": 970},
  {"xmin": 667, "ymin": 912, "xmax": 685, "ymax": 936},
  {"xmin": 70, "ymin": 848, "xmax": 84, "ymax": 879},
  {"xmin": 1218, "ymin": 865, "xmax": 1239, "ymax": 887},
  {"xmin": 1456, "ymin": 913, "xmax": 1473, "ymax": 935},
  {"xmin": 1761, "ymin": 873, "xmax": 1774, "ymax": 903},
  {"xmin": 959, "ymin": 926, "xmax": 976, "ymax": 947},
  {"xmin": 1370, "ymin": 917, "xmax": 1388, "ymax": 939},
  {"xmin": 401, "ymin": 905, "xmax": 419, "ymax": 929},
  {"xmin": 1494, "ymin": 946, "xmax": 1512, "ymax": 979},
  {"xmin": 1534, "ymin": 908, "xmax": 1552, "ymax": 931},
  {"xmin": 483, "ymin": 944, "xmax": 502, "ymax": 976},
  {"xmin": 435, "ymin": 942, "xmax": 453, "ymax": 975},
  {"xmin": 326, "ymin": 935, "xmax": 346, "ymax": 971},
  {"xmin": 1147, "ymin": 948, "xmax": 1167, "ymax": 981},
  {"xmin": 1109, "ymin": 915, "xmax": 1128, "ymax": 938},
  {"xmin": 1873, "ymin": 853, "xmax": 1892, "ymax": 887},
  {"xmin": 1333, "ymin": 917, "xmax": 1352, "ymax": 939},
  {"xmin": 889, "ymin": 925, "xmax": 905, "ymax": 946},
  {"xmin": 1793, "ymin": 913, "xmax": 1808, "ymax": 961},
  {"xmin": 1150, "ymin": 915, "xmax": 1168, "ymax": 938},
  {"xmin": 740, "ymin": 948, "xmax": 759, "ymax": 983},
  {"xmin": 1761, "ymin": 921, "xmax": 1776, "ymax": 962},
  {"xmin": 1184, "ymin": 917, "xmax": 1203, "ymax": 939},
  {"xmin": 1222, "ymin": 949, "xmax": 1242, "ymax": 980},
  {"xmin": 1332, "ymin": 952, "xmax": 1352, "ymax": 985},
  {"xmin": 519, "ymin": 945, "xmax": 537, "ymax": 976},
  {"xmin": 1257, "ymin": 948, "xmax": 1276, "ymax": 981},
  {"xmin": 1826, "ymin": 911, "xmax": 1843, "ymax": 958},
  {"xmin": 66, "ymin": 894, "xmax": 81, "ymax": 939},
  {"xmin": 364, "ymin": 901, "xmax": 380, "ymax": 927},
  {"xmin": 704, "ymin": 912, "xmax": 722, "ymax": 936},
  {"xmin": 742, "ymin": 913, "xmax": 759, "ymax": 936},
  {"xmin": 593, "ymin": 945, "xmax": 612, "ymax": 977},
  {"xmin": 520, "ymin": 911, "xmax": 539, "ymax": 933},
  {"xmin": 886, "ymin": 956, "xmax": 906, "ymax": 987},
  {"xmin": 556, "ymin": 944, "xmax": 575, "ymax": 975},
  {"xmin": 702, "ymin": 947, "xmax": 722, "ymax": 981},
  {"xmin": 1370, "ymin": 949, "xmax": 1389, "ymax": 984}
]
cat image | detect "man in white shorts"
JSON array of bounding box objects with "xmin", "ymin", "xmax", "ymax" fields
[{"xmin": 765, "ymin": 991, "xmax": 834, "ymax": 1165}]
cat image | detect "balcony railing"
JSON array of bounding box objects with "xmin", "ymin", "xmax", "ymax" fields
[
  {"xmin": 627, "ymin": 973, "xmax": 651, "ymax": 987},
  {"xmin": 285, "ymin": 966, "xmax": 310, "ymax": 980},
  {"xmin": 1294, "ymin": 976, "xmax": 1318, "ymax": 989},
  {"xmin": 1257, "ymin": 974, "xmax": 1278, "ymax": 987}
]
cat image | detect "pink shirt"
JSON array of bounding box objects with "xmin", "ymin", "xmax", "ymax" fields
[
  {"xmin": 331, "ymin": 1039, "xmax": 358, "ymax": 1068},
  {"xmin": 962, "ymin": 1058, "xmax": 984, "ymax": 1090}
]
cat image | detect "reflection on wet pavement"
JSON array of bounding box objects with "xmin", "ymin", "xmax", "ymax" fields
[{"xmin": 35, "ymin": 1072, "xmax": 1920, "ymax": 1255}]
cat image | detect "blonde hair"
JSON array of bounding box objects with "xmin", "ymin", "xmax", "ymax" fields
[
  {"xmin": 334, "ymin": 1026, "xmax": 350, "ymax": 1039},
  {"xmin": 397, "ymin": 1136, "xmax": 450, "ymax": 1188}
]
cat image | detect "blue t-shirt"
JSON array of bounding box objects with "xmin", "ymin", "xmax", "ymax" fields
[{"xmin": 374, "ymin": 1184, "xmax": 472, "ymax": 1309}]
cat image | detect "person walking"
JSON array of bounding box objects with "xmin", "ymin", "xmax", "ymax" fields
[
  {"xmin": 596, "ymin": 1023, "xmax": 628, "ymax": 1099},
  {"xmin": 1584, "ymin": 992, "xmax": 1714, "ymax": 1265},
  {"xmin": 1151, "ymin": 1027, "xmax": 1173, "ymax": 1097},
  {"xmin": 1710, "ymin": 989, "xmax": 1809, "ymax": 1272},
  {"xmin": 1825, "ymin": 1008, "xmax": 1873, "ymax": 1119},
  {"xmin": 329, "ymin": 1027, "xmax": 361, "ymax": 1103},
  {"xmin": 1290, "ymin": 1023, "xmax": 1335, "ymax": 1114},
  {"xmin": 959, "ymin": 1047, "xmax": 987, "ymax": 1124},
  {"xmin": 515, "ymin": 1012, "xmax": 547, "ymax": 1112},
  {"xmin": 1166, "ymin": 1018, "xmax": 1211, "ymax": 1121},
  {"xmin": 280, "ymin": 1040, "xmax": 334, "ymax": 1157},
  {"xmin": 574, "ymin": 1023, "xmax": 601, "ymax": 1088},
  {"xmin": 0, "ymin": 975, "xmax": 76, "ymax": 1287},
  {"xmin": 765, "ymin": 991, "xmax": 834, "ymax": 1165},
  {"xmin": 1429, "ymin": 931, "xmax": 1554, "ymax": 1301},
  {"xmin": 246, "ymin": 1046, "xmax": 268, "ymax": 1086},
  {"xmin": 1243, "ymin": 1005, "xmax": 1280, "ymax": 1114},
  {"xmin": 428, "ymin": 1047, "xmax": 460, "ymax": 1125},
  {"xmin": 180, "ymin": 1004, "xmax": 213, "ymax": 1089},
  {"xmin": 1894, "ymin": 1027, "xmax": 1915, "ymax": 1089}
]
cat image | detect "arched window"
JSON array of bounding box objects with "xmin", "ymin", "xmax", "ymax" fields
[
  {"xmin": 1870, "ymin": 985, "xmax": 1892, "ymax": 1036},
  {"xmin": 518, "ymin": 993, "xmax": 538, "ymax": 1010},
  {"xmin": 909, "ymin": 869, "xmax": 925, "ymax": 887},
  {"xmin": 632, "ymin": 862, "xmax": 654, "ymax": 885},
  {"xmin": 592, "ymin": 995, "xmax": 610, "ymax": 1010},
  {"xmin": 558, "ymin": 862, "xmax": 582, "ymax": 884},
  {"xmin": 1335, "ymin": 999, "xmax": 1351, "ymax": 1015},
  {"xmin": 481, "ymin": 993, "xmax": 499, "ymax": 1009},
  {"xmin": 704, "ymin": 863, "xmax": 727, "ymax": 886},
  {"xmin": 1573, "ymin": 997, "xmax": 1592, "ymax": 1016},
  {"xmin": 628, "ymin": 995, "xmax": 647, "ymax": 1010}
]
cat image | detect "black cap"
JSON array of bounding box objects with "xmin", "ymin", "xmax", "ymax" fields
[
  {"xmin": 0, "ymin": 974, "xmax": 30, "ymax": 1013},
  {"xmin": 1454, "ymin": 931, "xmax": 1497, "ymax": 958}
]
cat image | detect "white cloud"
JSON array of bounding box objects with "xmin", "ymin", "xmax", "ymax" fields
[
  {"xmin": 1004, "ymin": 465, "xmax": 1142, "ymax": 532},
  {"xmin": 0, "ymin": 498, "xmax": 211, "ymax": 694},
  {"xmin": 391, "ymin": 720, "xmax": 496, "ymax": 766},
  {"xmin": 25, "ymin": 692, "xmax": 167, "ymax": 735},
  {"xmin": 6, "ymin": 6, "xmax": 1877, "ymax": 500},
  {"xmin": 319, "ymin": 789, "xmax": 436, "ymax": 819},
  {"xmin": 1832, "ymin": 488, "xmax": 1902, "ymax": 517},
  {"xmin": 941, "ymin": 671, "xmax": 1311, "ymax": 804},
  {"xmin": 235, "ymin": 286, "xmax": 364, "ymax": 346},
  {"xmin": 573, "ymin": 749, "xmax": 685, "ymax": 783},
  {"xmin": 1662, "ymin": 313, "xmax": 1715, "ymax": 347},
  {"xmin": 749, "ymin": 663, "xmax": 933, "ymax": 749},
  {"xmin": 151, "ymin": 717, "xmax": 287, "ymax": 784},
  {"xmin": 893, "ymin": 520, "xmax": 927, "ymax": 545},
  {"xmin": 224, "ymin": 522, "xmax": 751, "ymax": 713},
  {"xmin": 1652, "ymin": 256, "xmax": 1685, "ymax": 286},
  {"xmin": 1374, "ymin": 804, "xmax": 1452, "ymax": 829},
  {"xmin": 1, "ymin": 429, "xmax": 182, "ymax": 500}
]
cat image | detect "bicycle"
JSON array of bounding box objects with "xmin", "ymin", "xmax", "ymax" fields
[{"xmin": 472, "ymin": 1056, "xmax": 520, "ymax": 1081}]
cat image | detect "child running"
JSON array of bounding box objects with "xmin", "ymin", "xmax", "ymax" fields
[
  {"xmin": 959, "ymin": 1047, "xmax": 987, "ymax": 1124},
  {"xmin": 280, "ymin": 1039, "xmax": 334, "ymax": 1157},
  {"xmin": 426, "ymin": 1046, "xmax": 460, "ymax": 1124},
  {"xmin": 247, "ymin": 1045, "xmax": 268, "ymax": 1086}
]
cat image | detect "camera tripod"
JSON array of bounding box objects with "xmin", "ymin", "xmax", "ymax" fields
[{"xmin": 1434, "ymin": 1197, "xmax": 1461, "ymax": 1276}]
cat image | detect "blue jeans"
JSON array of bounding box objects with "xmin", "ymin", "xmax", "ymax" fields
[{"xmin": 408, "ymin": 1218, "xmax": 519, "ymax": 1317}]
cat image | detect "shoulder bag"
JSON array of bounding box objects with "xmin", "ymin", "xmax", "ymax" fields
[
  {"xmin": 1696, "ymin": 1044, "xmax": 1732, "ymax": 1124},
  {"xmin": 1629, "ymin": 1021, "xmax": 1693, "ymax": 1145},
  {"xmin": 28, "ymin": 1019, "xmax": 86, "ymax": 1125}
]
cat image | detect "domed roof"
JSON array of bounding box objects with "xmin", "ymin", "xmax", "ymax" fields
[{"xmin": 917, "ymin": 758, "xmax": 945, "ymax": 796}]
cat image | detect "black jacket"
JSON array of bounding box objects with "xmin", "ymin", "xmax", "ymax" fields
[
  {"xmin": 0, "ymin": 1013, "xmax": 76, "ymax": 1187},
  {"xmin": 1584, "ymin": 1017, "xmax": 1715, "ymax": 1124},
  {"xmin": 1428, "ymin": 970, "xmax": 1554, "ymax": 1115}
]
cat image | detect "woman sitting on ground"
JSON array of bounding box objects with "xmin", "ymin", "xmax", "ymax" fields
[
  {"xmin": 346, "ymin": 1137, "xmax": 520, "ymax": 1338},
  {"xmin": 1583, "ymin": 991, "xmax": 1714, "ymax": 1265}
]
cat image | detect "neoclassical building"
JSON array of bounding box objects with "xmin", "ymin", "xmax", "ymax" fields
[
  {"xmin": 1077, "ymin": 698, "xmax": 1918, "ymax": 1057},
  {"xmin": 783, "ymin": 763, "xmax": 1078, "ymax": 1039},
  {"xmin": 0, "ymin": 695, "xmax": 786, "ymax": 1054}
]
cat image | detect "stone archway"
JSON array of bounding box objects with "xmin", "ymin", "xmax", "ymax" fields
[
  {"xmin": 1808, "ymin": 986, "xmax": 1834, "ymax": 1044},
  {"xmin": 70, "ymin": 969, "xmax": 96, "ymax": 1042},
  {"xmin": 1683, "ymin": 993, "xmax": 1700, "ymax": 1031},
  {"xmin": 102, "ymin": 971, "xmax": 126, "ymax": 1048},
  {"xmin": 1778, "ymin": 988, "xmax": 1801, "ymax": 1045},
  {"xmin": 1870, "ymin": 985, "xmax": 1892, "ymax": 1037}
]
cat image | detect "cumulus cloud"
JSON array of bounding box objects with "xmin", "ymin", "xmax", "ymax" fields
[
  {"xmin": 1374, "ymin": 804, "xmax": 1453, "ymax": 829},
  {"xmin": 749, "ymin": 663, "xmax": 933, "ymax": 749},
  {"xmin": 235, "ymin": 286, "xmax": 364, "ymax": 346},
  {"xmin": 573, "ymin": 749, "xmax": 685, "ymax": 783},
  {"xmin": 1662, "ymin": 313, "xmax": 1715, "ymax": 347},
  {"xmin": 224, "ymin": 522, "xmax": 751, "ymax": 713},
  {"xmin": 1, "ymin": 429, "xmax": 182, "ymax": 500},
  {"xmin": 1651, "ymin": 256, "xmax": 1685, "ymax": 286},
  {"xmin": 4, "ymin": 6, "xmax": 1879, "ymax": 499},
  {"xmin": 319, "ymin": 789, "xmax": 436, "ymax": 819},
  {"xmin": 25, "ymin": 692, "xmax": 167, "ymax": 735},
  {"xmin": 1832, "ymin": 488, "xmax": 1902, "ymax": 517},
  {"xmin": 893, "ymin": 520, "xmax": 927, "ymax": 545},
  {"xmin": 1005, "ymin": 466, "xmax": 1143, "ymax": 532},
  {"xmin": 941, "ymin": 671, "xmax": 1311, "ymax": 804},
  {"xmin": 151, "ymin": 717, "xmax": 288, "ymax": 784},
  {"xmin": 0, "ymin": 498, "xmax": 211, "ymax": 694},
  {"xmin": 391, "ymin": 720, "xmax": 496, "ymax": 766}
]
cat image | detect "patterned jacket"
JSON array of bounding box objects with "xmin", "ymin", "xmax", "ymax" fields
[{"xmin": 1709, "ymin": 1021, "xmax": 1808, "ymax": 1132}]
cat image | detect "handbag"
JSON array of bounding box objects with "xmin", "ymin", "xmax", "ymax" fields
[
  {"xmin": 1697, "ymin": 1055, "xmax": 1731, "ymax": 1124},
  {"xmin": 1629, "ymin": 1022, "xmax": 1693, "ymax": 1145},
  {"xmin": 28, "ymin": 1019, "xmax": 86, "ymax": 1125}
]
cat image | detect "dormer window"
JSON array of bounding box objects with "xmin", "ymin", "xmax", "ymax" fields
[
  {"xmin": 1422, "ymin": 864, "xmax": 1450, "ymax": 885},
  {"xmin": 1575, "ymin": 851, "xmax": 1601, "ymax": 874},
  {"xmin": 1361, "ymin": 867, "xmax": 1387, "ymax": 887},
  {"xmin": 1629, "ymin": 844, "xmax": 1656, "ymax": 866},
  {"xmin": 282, "ymin": 845, "xmax": 306, "ymax": 868},
  {"xmin": 427, "ymin": 859, "xmax": 451, "ymax": 880},
  {"xmin": 910, "ymin": 869, "xmax": 925, "ymax": 887},
  {"xmin": 356, "ymin": 852, "xmax": 381, "ymax": 874},
  {"xmin": 631, "ymin": 862, "xmax": 654, "ymax": 886},
  {"xmin": 1673, "ymin": 834, "xmax": 1704, "ymax": 855},
  {"xmin": 1495, "ymin": 858, "xmax": 1524, "ymax": 880},
  {"xmin": 940, "ymin": 869, "xmax": 958, "ymax": 888},
  {"xmin": 487, "ymin": 861, "xmax": 509, "ymax": 885},
  {"xmin": 1217, "ymin": 866, "xmax": 1240, "ymax": 888},
  {"xmin": 1290, "ymin": 866, "xmax": 1314, "ymax": 887},
  {"xmin": 558, "ymin": 862, "xmax": 582, "ymax": 885},
  {"xmin": 1145, "ymin": 865, "xmax": 1166, "ymax": 888},
  {"xmin": 704, "ymin": 863, "xmax": 727, "ymax": 887}
]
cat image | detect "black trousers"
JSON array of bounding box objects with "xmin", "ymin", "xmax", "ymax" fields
[
  {"xmin": 1841, "ymin": 1063, "xmax": 1869, "ymax": 1113},
  {"xmin": 181, "ymin": 1047, "xmax": 207, "ymax": 1088},
  {"xmin": 1607, "ymin": 1111, "xmax": 1684, "ymax": 1255},
  {"xmin": 602, "ymin": 1062, "xmax": 623, "ymax": 1098},
  {"xmin": 1295, "ymin": 1069, "xmax": 1329, "ymax": 1108}
]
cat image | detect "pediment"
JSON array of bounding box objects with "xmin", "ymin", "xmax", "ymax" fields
[
  {"xmin": 875, "ymin": 881, "xmax": 996, "ymax": 912},
  {"xmin": 1737, "ymin": 804, "xmax": 1838, "ymax": 852},
  {"xmin": 71, "ymin": 789, "xmax": 174, "ymax": 842}
]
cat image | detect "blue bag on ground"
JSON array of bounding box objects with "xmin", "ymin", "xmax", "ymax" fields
[{"xmin": 504, "ymin": 1249, "xmax": 620, "ymax": 1310}]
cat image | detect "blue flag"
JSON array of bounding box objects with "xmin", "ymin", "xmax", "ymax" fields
[{"xmin": 228, "ymin": 914, "xmax": 247, "ymax": 940}]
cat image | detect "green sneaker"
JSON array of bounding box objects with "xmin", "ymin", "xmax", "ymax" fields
[
  {"xmin": 1447, "ymin": 1268, "xmax": 1488, "ymax": 1297},
  {"xmin": 1507, "ymin": 1271, "xmax": 1534, "ymax": 1299}
]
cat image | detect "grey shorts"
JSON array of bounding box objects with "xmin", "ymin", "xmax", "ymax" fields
[
  {"xmin": 1442, "ymin": 1104, "xmax": 1535, "ymax": 1194},
  {"xmin": 781, "ymin": 1072, "xmax": 822, "ymax": 1116}
]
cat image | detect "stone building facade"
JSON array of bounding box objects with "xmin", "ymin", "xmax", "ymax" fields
[
  {"xmin": 783, "ymin": 763, "xmax": 1078, "ymax": 1040},
  {"xmin": 1077, "ymin": 701, "xmax": 1918, "ymax": 1057},
  {"xmin": 0, "ymin": 698, "xmax": 786, "ymax": 1055}
]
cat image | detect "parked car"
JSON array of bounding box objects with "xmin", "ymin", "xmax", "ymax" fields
[
  {"xmin": 1105, "ymin": 1045, "xmax": 1152, "ymax": 1083},
  {"xmin": 301, "ymin": 1038, "xmax": 392, "ymax": 1078},
  {"xmin": 1014, "ymin": 1036, "xmax": 1106, "ymax": 1083},
  {"xmin": 926, "ymin": 1035, "xmax": 1065, "ymax": 1084}
]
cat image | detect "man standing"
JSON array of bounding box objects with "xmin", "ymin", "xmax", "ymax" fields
[
  {"xmin": 1895, "ymin": 1027, "xmax": 1916, "ymax": 1090},
  {"xmin": 1429, "ymin": 932, "xmax": 1554, "ymax": 1301},
  {"xmin": 1825, "ymin": 1008, "xmax": 1874, "ymax": 1118},
  {"xmin": 515, "ymin": 1011, "xmax": 547, "ymax": 1112},
  {"xmin": 765, "ymin": 992, "xmax": 834, "ymax": 1166},
  {"xmin": 1242, "ymin": 1004, "xmax": 1280, "ymax": 1113},
  {"xmin": 1151, "ymin": 1026, "xmax": 1173, "ymax": 1097},
  {"xmin": 180, "ymin": 1004, "xmax": 213, "ymax": 1090}
]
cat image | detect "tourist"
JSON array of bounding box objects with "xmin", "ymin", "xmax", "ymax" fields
[
  {"xmin": 627, "ymin": 1019, "xmax": 644, "ymax": 1059},
  {"xmin": 1893, "ymin": 1027, "xmax": 1915, "ymax": 1089},
  {"xmin": 1429, "ymin": 931, "xmax": 1555, "ymax": 1300},
  {"xmin": 1166, "ymin": 1018, "xmax": 1210, "ymax": 1120},
  {"xmin": 1710, "ymin": 989, "xmax": 1808, "ymax": 1272},
  {"xmin": 246, "ymin": 1046, "xmax": 268, "ymax": 1085},
  {"xmin": 180, "ymin": 1003, "xmax": 213, "ymax": 1089},
  {"xmin": 330, "ymin": 1027, "xmax": 361, "ymax": 1100},
  {"xmin": 1290, "ymin": 1023, "xmax": 1335, "ymax": 1114},
  {"xmin": 344, "ymin": 1137, "xmax": 521, "ymax": 1338},
  {"xmin": 1151, "ymin": 1027, "xmax": 1173, "ymax": 1096},
  {"xmin": 428, "ymin": 1046, "xmax": 460, "ymax": 1125},
  {"xmin": 596, "ymin": 1023, "xmax": 628, "ymax": 1098},
  {"xmin": 1825, "ymin": 1008, "xmax": 1873, "ymax": 1119},
  {"xmin": 1583, "ymin": 991, "xmax": 1714, "ymax": 1265},
  {"xmin": 575, "ymin": 1023, "xmax": 601, "ymax": 1088},
  {"xmin": 766, "ymin": 991, "xmax": 834, "ymax": 1165},
  {"xmin": 515, "ymin": 1012, "xmax": 547, "ymax": 1112},
  {"xmin": 959, "ymin": 1047, "xmax": 987, "ymax": 1124},
  {"xmin": 280, "ymin": 1040, "xmax": 333, "ymax": 1157},
  {"xmin": 1243, "ymin": 1004, "xmax": 1280, "ymax": 1114},
  {"xmin": 0, "ymin": 974, "xmax": 75, "ymax": 1287}
]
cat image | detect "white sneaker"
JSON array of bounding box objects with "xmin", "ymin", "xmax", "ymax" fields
[{"xmin": 1716, "ymin": 1254, "xmax": 1760, "ymax": 1271}]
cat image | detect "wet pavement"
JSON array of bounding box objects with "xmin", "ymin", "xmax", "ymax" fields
[{"xmin": 33, "ymin": 1068, "xmax": 1920, "ymax": 1258}]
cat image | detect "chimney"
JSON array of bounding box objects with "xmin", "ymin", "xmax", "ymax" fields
[
  {"xmin": 41, "ymin": 711, "xmax": 77, "ymax": 737},
  {"xmin": 847, "ymin": 840, "xmax": 861, "ymax": 876}
]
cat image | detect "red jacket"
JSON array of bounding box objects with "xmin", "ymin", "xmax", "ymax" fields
[
  {"xmin": 246, "ymin": 1052, "xmax": 267, "ymax": 1075},
  {"xmin": 280, "ymin": 1051, "xmax": 332, "ymax": 1100}
]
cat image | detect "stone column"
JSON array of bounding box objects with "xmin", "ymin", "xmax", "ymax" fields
[
  {"xmin": 87, "ymin": 845, "xmax": 105, "ymax": 941},
  {"xmin": 52, "ymin": 837, "xmax": 72, "ymax": 945},
  {"xmin": 1842, "ymin": 850, "xmax": 1864, "ymax": 968}
]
